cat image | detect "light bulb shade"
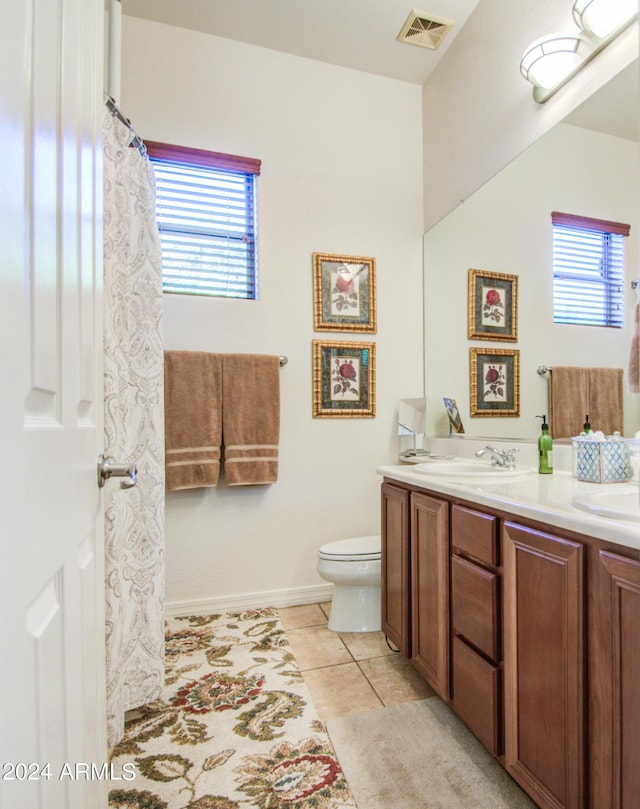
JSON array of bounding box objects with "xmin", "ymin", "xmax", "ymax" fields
[
  {"xmin": 520, "ymin": 33, "xmax": 584, "ymax": 90},
  {"xmin": 572, "ymin": 0, "xmax": 637, "ymax": 38}
]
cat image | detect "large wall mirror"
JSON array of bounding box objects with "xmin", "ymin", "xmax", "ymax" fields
[{"xmin": 424, "ymin": 60, "xmax": 640, "ymax": 441}]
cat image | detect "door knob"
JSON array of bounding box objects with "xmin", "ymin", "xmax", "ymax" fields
[{"xmin": 97, "ymin": 454, "xmax": 138, "ymax": 489}]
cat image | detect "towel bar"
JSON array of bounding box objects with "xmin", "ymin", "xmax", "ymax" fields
[{"xmin": 279, "ymin": 355, "xmax": 288, "ymax": 366}]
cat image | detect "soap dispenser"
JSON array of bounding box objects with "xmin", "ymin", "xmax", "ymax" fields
[
  {"xmin": 583, "ymin": 415, "xmax": 592, "ymax": 435},
  {"xmin": 537, "ymin": 415, "xmax": 553, "ymax": 474}
]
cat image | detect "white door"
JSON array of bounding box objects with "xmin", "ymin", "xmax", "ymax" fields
[{"xmin": 0, "ymin": 1, "xmax": 107, "ymax": 807}]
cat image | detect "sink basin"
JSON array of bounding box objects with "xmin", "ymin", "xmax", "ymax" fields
[
  {"xmin": 572, "ymin": 486, "xmax": 640, "ymax": 522},
  {"xmin": 413, "ymin": 460, "xmax": 534, "ymax": 479}
]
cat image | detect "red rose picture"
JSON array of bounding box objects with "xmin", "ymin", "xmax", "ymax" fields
[
  {"xmin": 483, "ymin": 363, "xmax": 506, "ymax": 400},
  {"xmin": 331, "ymin": 263, "xmax": 363, "ymax": 316},
  {"xmin": 332, "ymin": 357, "xmax": 359, "ymax": 398},
  {"xmin": 483, "ymin": 286, "xmax": 504, "ymax": 325}
]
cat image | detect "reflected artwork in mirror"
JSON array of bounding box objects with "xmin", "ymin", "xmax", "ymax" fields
[
  {"xmin": 443, "ymin": 397, "xmax": 465, "ymax": 434},
  {"xmin": 469, "ymin": 348, "xmax": 520, "ymax": 418},
  {"xmin": 468, "ymin": 269, "xmax": 518, "ymax": 342}
]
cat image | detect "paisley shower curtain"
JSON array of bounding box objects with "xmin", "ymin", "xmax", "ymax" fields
[{"xmin": 103, "ymin": 109, "xmax": 165, "ymax": 747}]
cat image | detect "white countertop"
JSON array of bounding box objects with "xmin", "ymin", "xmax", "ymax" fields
[{"xmin": 377, "ymin": 463, "xmax": 640, "ymax": 552}]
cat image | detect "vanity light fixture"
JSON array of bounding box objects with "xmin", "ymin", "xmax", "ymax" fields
[
  {"xmin": 519, "ymin": 33, "xmax": 584, "ymax": 93},
  {"xmin": 572, "ymin": 0, "xmax": 637, "ymax": 38},
  {"xmin": 520, "ymin": 0, "xmax": 638, "ymax": 103}
]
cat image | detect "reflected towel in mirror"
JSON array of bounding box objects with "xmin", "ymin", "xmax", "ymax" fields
[
  {"xmin": 628, "ymin": 302, "xmax": 639, "ymax": 394},
  {"xmin": 549, "ymin": 366, "xmax": 624, "ymax": 438}
]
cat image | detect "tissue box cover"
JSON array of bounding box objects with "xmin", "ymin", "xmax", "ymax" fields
[{"xmin": 572, "ymin": 437, "xmax": 633, "ymax": 483}]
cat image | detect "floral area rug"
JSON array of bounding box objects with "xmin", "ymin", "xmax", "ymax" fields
[{"xmin": 108, "ymin": 608, "xmax": 358, "ymax": 809}]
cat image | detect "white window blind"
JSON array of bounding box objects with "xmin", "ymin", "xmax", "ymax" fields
[
  {"xmin": 146, "ymin": 141, "xmax": 260, "ymax": 299},
  {"xmin": 552, "ymin": 211, "xmax": 629, "ymax": 328}
]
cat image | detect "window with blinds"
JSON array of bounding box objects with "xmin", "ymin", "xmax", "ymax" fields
[
  {"xmin": 146, "ymin": 141, "xmax": 261, "ymax": 299},
  {"xmin": 552, "ymin": 211, "xmax": 628, "ymax": 328}
]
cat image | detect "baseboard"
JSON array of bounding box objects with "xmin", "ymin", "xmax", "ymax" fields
[{"xmin": 165, "ymin": 583, "xmax": 334, "ymax": 618}]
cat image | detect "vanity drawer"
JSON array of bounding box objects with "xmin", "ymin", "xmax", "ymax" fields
[
  {"xmin": 451, "ymin": 505, "xmax": 498, "ymax": 566},
  {"xmin": 451, "ymin": 554, "xmax": 500, "ymax": 662},
  {"xmin": 451, "ymin": 635, "xmax": 502, "ymax": 757}
]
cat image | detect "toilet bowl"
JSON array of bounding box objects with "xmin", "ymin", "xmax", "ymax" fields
[{"xmin": 317, "ymin": 535, "xmax": 381, "ymax": 633}]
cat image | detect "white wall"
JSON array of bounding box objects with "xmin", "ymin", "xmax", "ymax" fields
[
  {"xmin": 422, "ymin": 0, "xmax": 638, "ymax": 231},
  {"xmin": 424, "ymin": 123, "xmax": 640, "ymax": 439},
  {"xmin": 121, "ymin": 17, "xmax": 425, "ymax": 612}
]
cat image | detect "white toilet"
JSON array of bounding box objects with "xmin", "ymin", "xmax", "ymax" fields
[{"xmin": 317, "ymin": 535, "xmax": 381, "ymax": 633}]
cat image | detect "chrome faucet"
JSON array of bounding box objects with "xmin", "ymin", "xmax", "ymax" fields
[{"xmin": 475, "ymin": 445, "xmax": 520, "ymax": 469}]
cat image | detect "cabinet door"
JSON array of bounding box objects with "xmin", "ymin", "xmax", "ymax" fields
[
  {"xmin": 503, "ymin": 522, "xmax": 585, "ymax": 809},
  {"xmin": 411, "ymin": 492, "xmax": 449, "ymax": 698},
  {"xmin": 590, "ymin": 550, "xmax": 640, "ymax": 809},
  {"xmin": 381, "ymin": 482, "xmax": 411, "ymax": 656}
]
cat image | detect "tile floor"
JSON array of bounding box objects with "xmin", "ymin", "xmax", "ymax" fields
[{"xmin": 278, "ymin": 602, "xmax": 435, "ymax": 721}]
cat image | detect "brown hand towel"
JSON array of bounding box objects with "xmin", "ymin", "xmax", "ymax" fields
[
  {"xmin": 164, "ymin": 351, "xmax": 222, "ymax": 491},
  {"xmin": 222, "ymin": 354, "xmax": 280, "ymax": 486},
  {"xmin": 588, "ymin": 367, "xmax": 624, "ymax": 435},
  {"xmin": 628, "ymin": 302, "xmax": 639, "ymax": 394},
  {"xmin": 548, "ymin": 366, "xmax": 589, "ymax": 439}
]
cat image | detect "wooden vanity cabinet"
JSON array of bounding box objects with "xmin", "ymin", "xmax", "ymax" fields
[
  {"xmin": 589, "ymin": 548, "xmax": 640, "ymax": 809},
  {"xmin": 450, "ymin": 505, "xmax": 502, "ymax": 757},
  {"xmin": 380, "ymin": 477, "xmax": 640, "ymax": 809},
  {"xmin": 381, "ymin": 482, "xmax": 411, "ymax": 655},
  {"xmin": 503, "ymin": 521, "xmax": 586, "ymax": 809},
  {"xmin": 410, "ymin": 492, "xmax": 449, "ymax": 699},
  {"xmin": 381, "ymin": 483, "xmax": 449, "ymax": 697}
]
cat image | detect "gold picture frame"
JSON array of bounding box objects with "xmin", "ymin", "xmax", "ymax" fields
[
  {"xmin": 312, "ymin": 340, "xmax": 376, "ymax": 418},
  {"xmin": 468, "ymin": 269, "xmax": 518, "ymax": 341},
  {"xmin": 313, "ymin": 252, "xmax": 377, "ymax": 332},
  {"xmin": 469, "ymin": 347, "xmax": 520, "ymax": 417}
]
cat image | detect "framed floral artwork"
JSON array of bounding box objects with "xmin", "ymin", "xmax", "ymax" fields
[
  {"xmin": 313, "ymin": 252, "xmax": 377, "ymax": 332},
  {"xmin": 468, "ymin": 269, "xmax": 518, "ymax": 341},
  {"xmin": 469, "ymin": 348, "xmax": 520, "ymax": 417},
  {"xmin": 312, "ymin": 340, "xmax": 376, "ymax": 418}
]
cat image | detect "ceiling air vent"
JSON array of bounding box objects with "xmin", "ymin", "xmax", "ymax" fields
[{"xmin": 397, "ymin": 10, "xmax": 454, "ymax": 50}]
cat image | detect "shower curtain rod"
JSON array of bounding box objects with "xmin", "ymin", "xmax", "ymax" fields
[{"xmin": 105, "ymin": 95, "xmax": 146, "ymax": 157}]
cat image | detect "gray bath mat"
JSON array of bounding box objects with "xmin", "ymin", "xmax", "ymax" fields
[{"xmin": 326, "ymin": 697, "xmax": 537, "ymax": 809}]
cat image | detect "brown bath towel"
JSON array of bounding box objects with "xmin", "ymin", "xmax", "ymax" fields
[
  {"xmin": 588, "ymin": 367, "xmax": 624, "ymax": 435},
  {"xmin": 222, "ymin": 354, "xmax": 280, "ymax": 486},
  {"xmin": 164, "ymin": 351, "xmax": 222, "ymax": 490},
  {"xmin": 549, "ymin": 366, "xmax": 624, "ymax": 438},
  {"xmin": 548, "ymin": 367, "xmax": 589, "ymax": 439}
]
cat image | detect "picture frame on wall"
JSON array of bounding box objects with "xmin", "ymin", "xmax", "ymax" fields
[
  {"xmin": 469, "ymin": 347, "xmax": 520, "ymax": 417},
  {"xmin": 468, "ymin": 268, "xmax": 518, "ymax": 341},
  {"xmin": 312, "ymin": 340, "xmax": 376, "ymax": 418},
  {"xmin": 313, "ymin": 252, "xmax": 377, "ymax": 333}
]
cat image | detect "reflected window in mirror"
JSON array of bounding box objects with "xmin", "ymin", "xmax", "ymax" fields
[{"xmin": 552, "ymin": 211, "xmax": 629, "ymax": 327}]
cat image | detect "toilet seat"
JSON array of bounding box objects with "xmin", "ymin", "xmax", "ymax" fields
[{"xmin": 318, "ymin": 534, "xmax": 381, "ymax": 562}]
